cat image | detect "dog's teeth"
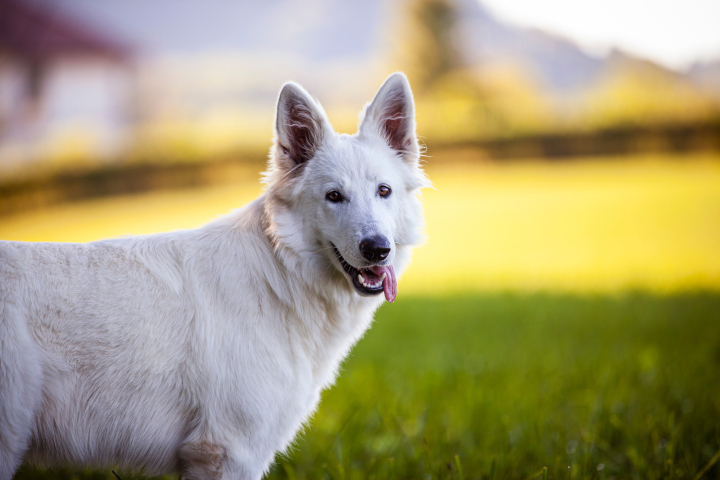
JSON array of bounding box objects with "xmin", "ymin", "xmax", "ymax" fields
[{"xmin": 357, "ymin": 270, "xmax": 387, "ymax": 289}]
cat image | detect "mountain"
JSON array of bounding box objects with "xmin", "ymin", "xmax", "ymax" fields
[
  {"xmin": 27, "ymin": 0, "xmax": 387, "ymax": 60},
  {"xmin": 16, "ymin": 0, "xmax": 720, "ymax": 134},
  {"xmin": 27, "ymin": 0, "xmax": 719, "ymax": 96},
  {"xmin": 453, "ymin": 0, "xmax": 607, "ymax": 91},
  {"xmin": 687, "ymin": 59, "xmax": 720, "ymax": 99}
]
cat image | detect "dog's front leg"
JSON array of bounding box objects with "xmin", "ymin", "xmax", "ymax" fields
[{"xmin": 178, "ymin": 441, "xmax": 267, "ymax": 480}]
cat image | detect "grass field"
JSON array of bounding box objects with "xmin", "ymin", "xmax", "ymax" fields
[
  {"xmin": 272, "ymin": 293, "xmax": 720, "ymax": 480},
  {"xmin": 5, "ymin": 153, "xmax": 720, "ymax": 479}
]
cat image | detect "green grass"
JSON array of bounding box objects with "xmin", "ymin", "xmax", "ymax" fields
[{"xmin": 17, "ymin": 292, "xmax": 720, "ymax": 480}]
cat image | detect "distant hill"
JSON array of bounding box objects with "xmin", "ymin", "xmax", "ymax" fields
[
  {"xmin": 687, "ymin": 59, "xmax": 720, "ymax": 99},
  {"xmin": 29, "ymin": 0, "xmax": 715, "ymax": 100},
  {"xmin": 453, "ymin": 0, "xmax": 606, "ymax": 91},
  {"xmin": 27, "ymin": 0, "xmax": 387, "ymax": 59},
  {"xmin": 15, "ymin": 0, "xmax": 720, "ymax": 146}
]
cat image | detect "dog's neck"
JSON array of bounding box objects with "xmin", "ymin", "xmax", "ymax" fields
[{"xmin": 246, "ymin": 194, "xmax": 384, "ymax": 386}]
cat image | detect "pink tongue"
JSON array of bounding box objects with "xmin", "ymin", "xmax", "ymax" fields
[{"xmin": 369, "ymin": 265, "xmax": 397, "ymax": 303}]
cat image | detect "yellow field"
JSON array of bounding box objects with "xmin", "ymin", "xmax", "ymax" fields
[{"xmin": 1, "ymin": 152, "xmax": 719, "ymax": 294}]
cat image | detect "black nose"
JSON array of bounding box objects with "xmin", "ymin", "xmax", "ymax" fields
[{"xmin": 359, "ymin": 236, "xmax": 391, "ymax": 262}]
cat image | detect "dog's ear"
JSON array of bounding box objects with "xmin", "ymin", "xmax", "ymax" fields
[
  {"xmin": 273, "ymin": 82, "xmax": 332, "ymax": 174},
  {"xmin": 359, "ymin": 72, "xmax": 419, "ymax": 162}
]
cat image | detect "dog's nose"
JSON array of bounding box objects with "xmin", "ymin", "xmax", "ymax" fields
[{"xmin": 359, "ymin": 236, "xmax": 391, "ymax": 262}]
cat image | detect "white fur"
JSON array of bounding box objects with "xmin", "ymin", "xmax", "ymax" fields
[{"xmin": 0, "ymin": 73, "xmax": 428, "ymax": 480}]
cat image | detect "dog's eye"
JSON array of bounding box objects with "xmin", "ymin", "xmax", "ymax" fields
[
  {"xmin": 326, "ymin": 190, "xmax": 342, "ymax": 203},
  {"xmin": 378, "ymin": 185, "xmax": 391, "ymax": 198}
]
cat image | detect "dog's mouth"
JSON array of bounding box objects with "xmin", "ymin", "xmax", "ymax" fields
[{"xmin": 332, "ymin": 245, "xmax": 397, "ymax": 302}]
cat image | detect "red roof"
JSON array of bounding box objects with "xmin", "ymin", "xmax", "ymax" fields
[{"xmin": 0, "ymin": 0, "xmax": 132, "ymax": 61}]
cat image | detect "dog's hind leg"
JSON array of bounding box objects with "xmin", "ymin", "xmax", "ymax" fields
[
  {"xmin": 178, "ymin": 441, "xmax": 268, "ymax": 480},
  {"xmin": 0, "ymin": 268, "xmax": 43, "ymax": 479},
  {"xmin": 178, "ymin": 441, "xmax": 227, "ymax": 480}
]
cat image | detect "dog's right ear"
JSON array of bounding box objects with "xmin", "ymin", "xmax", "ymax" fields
[{"xmin": 272, "ymin": 82, "xmax": 332, "ymax": 175}]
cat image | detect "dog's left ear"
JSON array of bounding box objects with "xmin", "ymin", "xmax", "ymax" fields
[{"xmin": 359, "ymin": 72, "xmax": 419, "ymax": 162}]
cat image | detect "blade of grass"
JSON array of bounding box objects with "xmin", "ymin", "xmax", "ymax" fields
[
  {"xmin": 454, "ymin": 455, "xmax": 464, "ymax": 480},
  {"xmin": 693, "ymin": 447, "xmax": 720, "ymax": 480}
]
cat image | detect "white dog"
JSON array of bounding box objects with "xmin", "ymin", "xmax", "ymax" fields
[{"xmin": 0, "ymin": 73, "xmax": 428, "ymax": 479}]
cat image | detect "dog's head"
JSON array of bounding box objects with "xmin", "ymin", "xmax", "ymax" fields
[{"xmin": 264, "ymin": 73, "xmax": 429, "ymax": 302}]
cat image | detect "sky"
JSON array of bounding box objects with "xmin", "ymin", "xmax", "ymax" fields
[{"xmin": 480, "ymin": 0, "xmax": 720, "ymax": 70}]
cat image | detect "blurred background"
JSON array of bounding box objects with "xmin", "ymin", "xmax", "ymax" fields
[{"xmin": 2, "ymin": 0, "xmax": 720, "ymax": 479}]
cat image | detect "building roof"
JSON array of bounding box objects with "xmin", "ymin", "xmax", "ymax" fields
[{"xmin": 0, "ymin": 0, "xmax": 131, "ymax": 61}]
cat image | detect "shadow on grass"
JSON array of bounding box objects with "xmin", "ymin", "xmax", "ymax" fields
[{"xmin": 16, "ymin": 292, "xmax": 720, "ymax": 480}]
